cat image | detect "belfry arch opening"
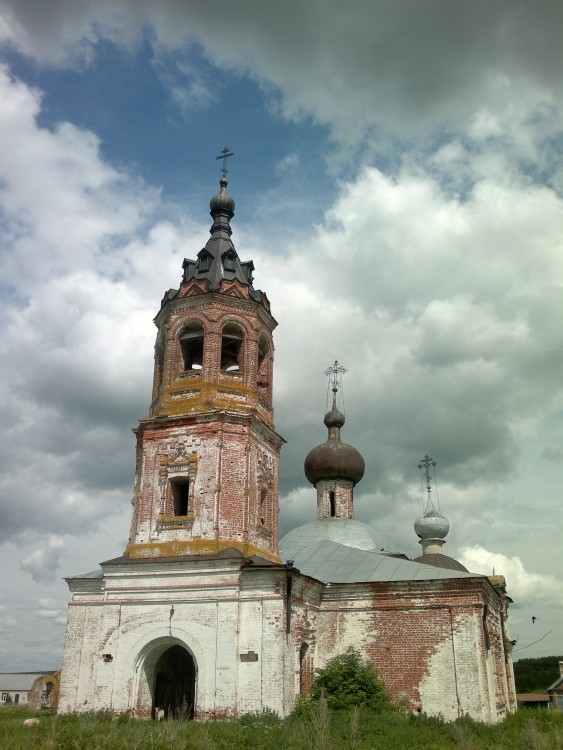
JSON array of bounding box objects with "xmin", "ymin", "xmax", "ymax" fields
[
  {"xmin": 180, "ymin": 321, "xmax": 204, "ymax": 371},
  {"xmin": 221, "ymin": 323, "xmax": 244, "ymax": 372},
  {"xmin": 258, "ymin": 334, "xmax": 269, "ymax": 371},
  {"xmin": 153, "ymin": 645, "xmax": 196, "ymax": 720}
]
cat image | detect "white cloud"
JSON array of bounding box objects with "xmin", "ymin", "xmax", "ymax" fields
[
  {"xmin": 0, "ymin": 604, "xmax": 17, "ymax": 629},
  {"xmin": 459, "ymin": 546, "xmax": 563, "ymax": 608},
  {"xmin": 3, "ymin": 1, "xmax": 563, "ymax": 148},
  {"xmin": 21, "ymin": 536, "xmax": 65, "ymax": 583}
]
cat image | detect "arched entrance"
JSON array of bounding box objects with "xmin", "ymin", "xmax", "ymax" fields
[{"xmin": 153, "ymin": 645, "xmax": 196, "ymax": 720}]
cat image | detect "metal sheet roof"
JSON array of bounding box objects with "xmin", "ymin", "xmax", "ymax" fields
[
  {"xmin": 280, "ymin": 540, "xmax": 479, "ymax": 584},
  {"xmin": 0, "ymin": 673, "xmax": 48, "ymax": 691},
  {"xmin": 68, "ymin": 569, "xmax": 103, "ymax": 579}
]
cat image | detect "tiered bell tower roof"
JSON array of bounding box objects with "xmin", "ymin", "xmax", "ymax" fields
[{"xmin": 181, "ymin": 175, "xmax": 258, "ymax": 294}]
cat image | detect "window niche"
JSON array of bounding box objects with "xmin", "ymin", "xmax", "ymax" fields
[
  {"xmin": 180, "ymin": 321, "xmax": 204, "ymax": 371},
  {"xmin": 223, "ymin": 251, "xmax": 237, "ymax": 273},
  {"xmin": 329, "ymin": 490, "xmax": 336, "ymax": 517},
  {"xmin": 198, "ymin": 251, "xmax": 212, "ymax": 273},
  {"xmin": 170, "ymin": 477, "xmax": 190, "ymax": 517},
  {"xmin": 221, "ymin": 323, "xmax": 244, "ymax": 372},
  {"xmin": 260, "ymin": 488, "xmax": 267, "ymax": 526}
]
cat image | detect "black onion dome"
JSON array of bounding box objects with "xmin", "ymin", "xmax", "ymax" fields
[
  {"xmin": 305, "ymin": 403, "xmax": 365, "ymax": 486},
  {"xmin": 210, "ymin": 177, "xmax": 235, "ymax": 215},
  {"xmin": 324, "ymin": 406, "xmax": 345, "ymax": 429}
]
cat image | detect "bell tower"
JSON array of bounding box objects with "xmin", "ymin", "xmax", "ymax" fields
[{"xmin": 126, "ymin": 160, "xmax": 283, "ymax": 561}]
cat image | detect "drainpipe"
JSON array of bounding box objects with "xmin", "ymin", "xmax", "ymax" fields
[{"xmin": 286, "ymin": 561, "xmax": 294, "ymax": 634}]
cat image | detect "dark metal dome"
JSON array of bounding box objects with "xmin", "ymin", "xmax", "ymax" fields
[
  {"xmin": 304, "ymin": 440, "xmax": 365, "ymax": 485},
  {"xmin": 304, "ymin": 403, "xmax": 365, "ymax": 485},
  {"xmin": 210, "ymin": 177, "xmax": 235, "ymax": 215}
]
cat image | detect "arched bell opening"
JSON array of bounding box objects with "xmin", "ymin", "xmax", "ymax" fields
[
  {"xmin": 257, "ymin": 333, "xmax": 271, "ymax": 389},
  {"xmin": 152, "ymin": 644, "xmax": 197, "ymax": 720},
  {"xmin": 221, "ymin": 322, "xmax": 245, "ymax": 373},
  {"xmin": 180, "ymin": 321, "xmax": 204, "ymax": 371},
  {"xmin": 258, "ymin": 334, "xmax": 269, "ymax": 372}
]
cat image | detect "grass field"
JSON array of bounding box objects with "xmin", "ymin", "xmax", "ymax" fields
[{"xmin": 1, "ymin": 704, "xmax": 561, "ymax": 750}]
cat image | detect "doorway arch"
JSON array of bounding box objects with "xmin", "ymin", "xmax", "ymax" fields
[
  {"xmin": 153, "ymin": 644, "xmax": 196, "ymax": 719},
  {"xmin": 134, "ymin": 637, "xmax": 198, "ymax": 720}
]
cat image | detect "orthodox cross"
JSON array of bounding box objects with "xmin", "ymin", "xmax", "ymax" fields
[
  {"xmin": 216, "ymin": 147, "xmax": 235, "ymax": 178},
  {"xmin": 324, "ymin": 360, "xmax": 347, "ymax": 394},
  {"xmin": 418, "ymin": 454, "xmax": 437, "ymax": 506}
]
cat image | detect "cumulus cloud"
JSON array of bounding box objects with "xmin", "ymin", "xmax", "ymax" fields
[
  {"xmin": 0, "ymin": 604, "xmax": 17, "ymax": 629},
  {"xmin": 0, "ymin": 66, "xmax": 199, "ymax": 545},
  {"xmin": 21, "ymin": 536, "xmax": 65, "ymax": 583},
  {"xmin": 459, "ymin": 546, "xmax": 563, "ymax": 607},
  {"xmin": 36, "ymin": 598, "xmax": 67, "ymax": 624},
  {"xmin": 3, "ymin": 1, "xmax": 563, "ymax": 146}
]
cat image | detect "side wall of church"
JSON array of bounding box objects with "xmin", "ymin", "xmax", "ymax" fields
[{"xmin": 289, "ymin": 575, "xmax": 515, "ymax": 723}]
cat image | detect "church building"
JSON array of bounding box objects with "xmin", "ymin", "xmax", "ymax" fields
[{"xmin": 58, "ymin": 166, "xmax": 517, "ymax": 722}]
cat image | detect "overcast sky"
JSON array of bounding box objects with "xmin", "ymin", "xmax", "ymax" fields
[{"xmin": 0, "ymin": 1, "xmax": 562, "ymax": 672}]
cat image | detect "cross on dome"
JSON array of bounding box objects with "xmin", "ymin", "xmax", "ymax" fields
[{"xmin": 216, "ymin": 147, "xmax": 235, "ymax": 179}]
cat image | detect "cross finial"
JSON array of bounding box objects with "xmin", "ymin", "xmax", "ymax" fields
[
  {"xmin": 324, "ymin": 360, "xmax": 347, "ymax": 394},
  {"xmin": 216, "ymin": 147, "xmax": 235, "ymax": 179},
  {"xmin": 418, "ymin": 454, "xmax": 437, "ymax": 505}
]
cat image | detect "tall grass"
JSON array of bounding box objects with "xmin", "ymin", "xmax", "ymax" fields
[{"xmin": 1, "ymin": 705, "xmax": 561, "ymax": 750}]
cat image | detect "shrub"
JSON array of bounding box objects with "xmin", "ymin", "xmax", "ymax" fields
[{"xmin": 309, "ymin": 647, "xmax": 391, "ymax": 712}]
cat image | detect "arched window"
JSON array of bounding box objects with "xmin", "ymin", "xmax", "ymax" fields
[
  {"xmin": 180, "ymin": 321, "xmax": 204, "ymax": 371},
  {"xmin": 258, "ymin": 334, "xmax": 269, "ymax": 371},
  {"xmin": 329, "ymin": 490, "xmax": 336, "ymax": 517},
  {"xmin": 170, "ymin": 478, "xmax": 190, "ymax": 516},
  {"xmin": 221, "ymin": 323, "xmax": 244, "ymax": 372}
]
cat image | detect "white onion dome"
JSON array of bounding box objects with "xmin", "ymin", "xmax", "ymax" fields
[{"xmin": 414, "ymin": 507, "xmax": 450, "ymax": 540}]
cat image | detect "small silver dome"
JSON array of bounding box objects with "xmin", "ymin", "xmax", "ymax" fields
[
  {"xmin": 280, "ymin": 518, "xmax": 377, "ymax": 551},
  {"xmin": 414, "ymin": 508, "xmax": 450, "ymax": 540}
]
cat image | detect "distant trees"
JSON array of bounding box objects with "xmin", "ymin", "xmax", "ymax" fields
[{"xmin": 513, "ymin": 656, "xmax": 563, "ymax": 693}]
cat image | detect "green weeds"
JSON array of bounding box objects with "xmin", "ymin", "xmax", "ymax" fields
[{"xmin": 0, "ymin": 704, "xmax": 561, "ymax": 750}]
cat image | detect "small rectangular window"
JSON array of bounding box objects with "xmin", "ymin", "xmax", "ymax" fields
[
  {"xmin": 171, "ymin": 478, "xmax": 190, "ymax": 516},
  {"xmin": 1, "ymin": 693, "xmax": 7, "ymax": 702}
]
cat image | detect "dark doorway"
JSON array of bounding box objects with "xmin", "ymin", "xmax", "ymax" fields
[{"xmin": 153, "ymin": 645, "xmax": 196, "ymax": 720}]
